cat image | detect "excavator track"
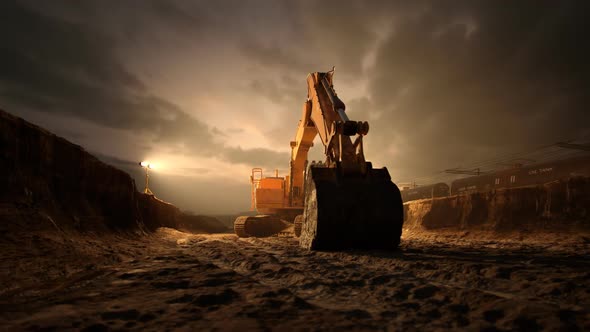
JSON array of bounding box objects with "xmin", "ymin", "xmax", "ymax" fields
[
  {"xmin": 233, "ymin": 215, "xmax": 291, "ymax": 238},
  {"xmin": 233, "ymin": 216, "xmax": 249, "ymax": 238},
  {"xmin": 299, "ymin": 163, "xmax": 404, "ymax": 250}
]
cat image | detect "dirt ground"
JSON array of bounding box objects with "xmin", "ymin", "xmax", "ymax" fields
[{"xmin": 1, "ymin": 228, "xmax": 589, "ymax": 331}]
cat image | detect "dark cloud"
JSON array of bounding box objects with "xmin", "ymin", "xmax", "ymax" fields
[
  {"xmin": 295, "ymin": 0, "xmax": 381, "ymax": 78},
  {"xmin": 234, "ymin": 1, "xmax": 397, "ymax": 80},
  {"xmin": 240, "ymin": 42, "xmax": 310, "ymax": 74},
  {"xmin": 0, "ymin": 2, "xmax": 210, "ymax": 142},
  {"xmin": 235, "ymin": 0, "xmax": 590, "ymax": 181},
  {"xmin": 247, "ymin": 77, "xmax": 303, "ymax": 106},
  {"xmin": 221, "ymin": 147, "xmax": 290, "ymax": 170},
  {"xmin": 362, "ymin": 1, "xmax": 590, "ymax": 180},
  {"xmin": 0, "ymin": 1, "xmax": 285, "ymax": 169}
]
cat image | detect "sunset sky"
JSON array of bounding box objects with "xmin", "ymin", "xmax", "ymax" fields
[{"xmin": 1, "ymin": 1, "xmax": 589, "ymax": 214}]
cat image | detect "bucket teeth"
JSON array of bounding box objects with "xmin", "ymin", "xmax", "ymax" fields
[{"xmin": 299, "ymin": 165, "xmax": 404, "ymax": 250}]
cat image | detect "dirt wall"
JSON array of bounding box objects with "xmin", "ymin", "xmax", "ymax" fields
[
  {"xmin": 404, "ymin": 177, "xmax": 590, "ymax": 233},
  {"xmin": 0, "ymin": 109, "xmax": 227, "ymax": 234}
]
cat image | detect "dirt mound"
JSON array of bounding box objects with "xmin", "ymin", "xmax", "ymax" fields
[
  {"xmin": 0, "ymin": 109, "xmax": 139, "ymax": 233},
  {"xmin": 178, "ymin": 214, "xmax": 229, "ymax": 234}
]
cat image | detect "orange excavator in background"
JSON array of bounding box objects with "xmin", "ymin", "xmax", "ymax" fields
[{"xmin": 234, "ymin": 68, "xmax": 404, "ymax": 250}]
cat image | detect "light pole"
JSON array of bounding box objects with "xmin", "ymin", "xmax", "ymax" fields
[{"xmin": 139, "ymin": 161, "xmax": 154, "ymax": 195}]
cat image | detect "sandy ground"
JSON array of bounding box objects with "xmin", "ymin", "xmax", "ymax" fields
[{"xmin": 1, "ymin": 229, "xmax": 589, "ymax": 331}]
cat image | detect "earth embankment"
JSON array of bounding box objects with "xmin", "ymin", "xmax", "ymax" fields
[{"xmin": 404, "ymin": 179, "xmax": 590, "ymax": 239}]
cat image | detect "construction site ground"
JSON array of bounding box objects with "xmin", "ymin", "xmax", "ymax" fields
[{"xmin": 1, "ymin": 228, "xmax": 589, "ymax": 331}]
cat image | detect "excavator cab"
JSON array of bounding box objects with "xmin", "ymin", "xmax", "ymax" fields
[
  {"xmin": 251, "ymin": 169, "xmax": 285, "ymax": 211},
  {"xmin": 234, "ymin": 168, "xmax": 302, "ymax": 238}
]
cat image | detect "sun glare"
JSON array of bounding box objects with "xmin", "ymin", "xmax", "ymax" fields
[{"xmin": 140, "ymin": 161, "xmax": 159, "ymax": 170}]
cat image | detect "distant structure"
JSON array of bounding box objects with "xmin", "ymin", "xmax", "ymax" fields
[
  {"xmin": 400, "ymin": 183, "xmax": 450, "ymax": 202},
  {"xmin": 397, "ymin": 182, "xmax": 418, "ymax": 191},
  {"xmin": 401, "ymin": 156, "xmax": 590, "ymax": 203},
  {"xmin": 139, "ymin": 161, "xmax": 154, "ymax": 195}
]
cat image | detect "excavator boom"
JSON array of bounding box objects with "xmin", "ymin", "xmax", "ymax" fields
[{"xmin": 293, "ymin": 69, "xmax": 403, "ymax": 250}]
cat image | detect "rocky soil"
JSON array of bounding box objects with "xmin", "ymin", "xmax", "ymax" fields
[{"xmin": 1, "ymin": 228, "xmax": 588, "ymax": 331}]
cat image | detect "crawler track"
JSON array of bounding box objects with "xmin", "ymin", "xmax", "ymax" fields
[{"xmin": 233, "ymin": 215, "xmax": 291, "ymax": 238}]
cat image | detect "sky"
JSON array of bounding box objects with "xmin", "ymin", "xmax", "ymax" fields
[{"xmin": 1, "ymin": 1, "xmax": 589, "ymax": 214}]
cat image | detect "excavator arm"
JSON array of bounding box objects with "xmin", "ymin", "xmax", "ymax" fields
[
  {"xmin": 290, "ymin": 69, "xmax": 404, "ymax": 250},
  {"xmin": 234, "ymin": 68, "xmax": 404, "ymax": 250},
  {"xmin": 290, "ymin": 69, "xmax": 369, "ymax": 205}
]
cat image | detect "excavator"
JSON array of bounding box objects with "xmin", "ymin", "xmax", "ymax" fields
[{"xmin": 234, "ymin": 68, "xmax": 404, "ymax": 250}]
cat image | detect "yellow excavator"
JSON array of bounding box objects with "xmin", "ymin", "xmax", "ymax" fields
[{"xmin": 234, "ymin": 68, "xmax": 403, "ymax": 250}]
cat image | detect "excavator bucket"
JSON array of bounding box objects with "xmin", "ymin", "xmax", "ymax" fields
[{"xmin": 299, "ymin": 163, "xmax": 404, "ymax": 250}]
